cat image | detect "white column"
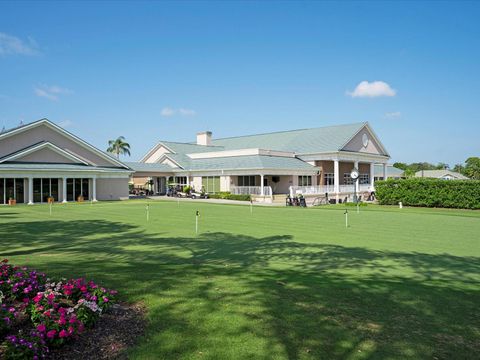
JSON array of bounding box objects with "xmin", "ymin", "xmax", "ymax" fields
[
  {"xmin": 62, "ymin": 177, "xmax": 67, "ymax": 203},
  {"xmin": 334, "ymin": 160, "xmax": 339, "ymax": 201},
  {"xmin": 354, "ymin": 161, "xmax": 359, "ymax": 195},
  {"xmin": 260, "ymin": 174, "xmax": 264, "ymax": 196},
  {"xmin": 92, "ymin": 176, "xmax": 97, "ymax": 201},
  {"xmin": 383, "ymin": 163, "xmax": 388, "ymax": 180},
  {"xmin": 28, "ymin": 177, "xmax": 34, "ymax": 205},
  {"xmin": 370, "ymin": 163, "xmax": 375, "ymax": 191}
]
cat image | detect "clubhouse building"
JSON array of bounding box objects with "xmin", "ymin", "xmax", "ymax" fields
[
  {"xmin": 0, "ymin": 119, "xmax": 132, "ymax": 204},
  {"xmin": 0, "ymin": 119, "xmax": 392, "ymax": 204},
  {"xmin": 130, "ymin": 121, "xmax": 391, "ymax": 202}
]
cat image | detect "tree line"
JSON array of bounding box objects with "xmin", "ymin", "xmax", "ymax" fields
[{"xmin": 393, "ymin": 157, "xmax": 480, "ymax": 179}]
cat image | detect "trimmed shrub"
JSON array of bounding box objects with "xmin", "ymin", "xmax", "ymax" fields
[
  {"xmin": 375, "ymin": 178, "xmax": 480, "ymax": 209},
  {"xmin": 208, "ymin": 192, "xmax": 251, "ymax": 201}
]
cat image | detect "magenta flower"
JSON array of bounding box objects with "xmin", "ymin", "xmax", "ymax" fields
[
  {"xmin": 59, "ymin": 329, "xmax": 68, "ymax": 338},
  {"xmin": 47, "ymin": 329, "xmax": 57, "ymax": 339},
  {"xmin": 37, "ymin": 324, "xmax": 46, "ymax": 332},
  {"xmin": 103, "ymin": 297, "xmax": 109, "ymax": 303}
]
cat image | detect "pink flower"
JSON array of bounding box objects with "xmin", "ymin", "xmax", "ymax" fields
[
  {"xmin": 47, "ymin": 329, "xmax": 57, "ymax": 339},
  {"xmin": 58, "ymin": 317, "xmax": 66, "ymax": 325},
  {"xmin": 59, "ymin": 329, "xmax": 68, "ymax": 338},
  {"xmin": 80, "ymin": 286, "xmax": 87, "ymax": 292},
  {"xmin": 37, "ymin": 324, "xmax": 46, "ymax": 332},
  {"xmin": 33, "ymin": 294, "xmax": 43, "ymax": 303},
  {"xmin": 102, "ymin": 297, "xmax": 109, "ymax": 303}
]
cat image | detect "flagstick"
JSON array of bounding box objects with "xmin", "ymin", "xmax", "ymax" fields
[
  {"xmin": 195, "ymin": 210, "xmax": 199, "ymax": 235},
  {"xmin": 344, "ymin": 209, "xmax": 348, "ymax": 228},
  {"xmin": 250, "ymin": 200, "xmax": 253, "ymax": 214},
  {"xmin": 146, "ymin": 203, "xmax": 150, "ymax": 222}
]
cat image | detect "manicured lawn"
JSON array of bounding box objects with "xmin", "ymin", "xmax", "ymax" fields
[{"xmin": 1, "ymin": 200, "xmax": 479, "ymax": 359}]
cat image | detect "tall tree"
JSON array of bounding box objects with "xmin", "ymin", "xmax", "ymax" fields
[
  {"xmin": 453, "ymin": 164, "xmax": 466, "ymax": 175},
  {"xmin": 107, "ymin": 136, "xmax": 131, "ymax": 159},
  {"xmin": 464, "ymin": 157, "xmax": 480, "ymax": 179}
]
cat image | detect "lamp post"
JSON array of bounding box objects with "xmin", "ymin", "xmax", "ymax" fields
[{"xmin": 350, "ymin": 167, "xmax": 359, "ymax": 205}]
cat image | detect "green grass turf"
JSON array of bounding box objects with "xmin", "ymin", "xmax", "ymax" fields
[{"xmin": 0, "ymin": 200, "xmax": 479, "ymax": 359}]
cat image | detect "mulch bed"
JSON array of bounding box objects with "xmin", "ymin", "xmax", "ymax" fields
[
  {"xmin": 49, "ymin": 302, "xmax": 146, "ymax": 360},
  {"xmin": 0, "ymin": 302, "xmax": 146, "ymax": 359}
]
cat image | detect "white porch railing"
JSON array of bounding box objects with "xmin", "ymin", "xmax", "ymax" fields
[
  {"xmin": 289, "ymin": 185, "xmax": 335, "ymax": 197},
  {"xmin": 359, "ymin": 184, "xmax": 373, "ymax": 192},
  {"xmin": 231, "ymin": 186, "xmax": 272, "ymax": 196},
  {"xmin": 289, "ymin": 184, "xmax": 373, "ymax": 196}
]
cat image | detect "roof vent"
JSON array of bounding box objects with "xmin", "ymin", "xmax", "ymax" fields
[{"xmin": 197, "ymin": 131, "xmax": 212, "ymax": 146}]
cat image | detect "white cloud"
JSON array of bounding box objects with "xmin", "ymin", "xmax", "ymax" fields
[
  {"xmin": 0, "ymin": 32, "xmax": 39, "ymax": 56},
  {"xmin": 161, "ymin": 107, "xmax": 176, "ymax": 117},
  {"xmin": 347, "ymin": 81, "xmax": 396, "ymax": 98},
  {"xmin": 34, "ymin": 85, "xmax": 73, "ymax": 101},
  {"xmin": 385, "ymin": 111, "xmax": 401, "ymax": 119},
  {"xmin": 161, "ymin": 107, "xmax": 196, "ymax": 117}
]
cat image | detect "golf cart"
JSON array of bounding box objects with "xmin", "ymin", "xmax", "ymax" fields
[{"xmin": 189, "ymin": 188, "xmax": 209, "ymax": 199}]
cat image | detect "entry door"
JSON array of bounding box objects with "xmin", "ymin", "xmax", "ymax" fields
[{"xmin": 158, "ymin": 177, "xmax": 167, "ymax": 195}]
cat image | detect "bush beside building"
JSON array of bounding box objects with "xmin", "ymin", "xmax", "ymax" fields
[{"xmin": 375, "ymin": 178, "xmax": 480, "ymax": 209}]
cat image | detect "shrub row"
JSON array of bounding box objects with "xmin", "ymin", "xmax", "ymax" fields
[
  {"xmin": 208, "ymin": 192, "xmax": 251, "ymax": 201},
  {"xmin": 0, "ymin": 259, "xmax": 117, "ymax": 359},
  {"xmin": 375, "ymin": 178, "xmax": 480, "ymax": 209}
]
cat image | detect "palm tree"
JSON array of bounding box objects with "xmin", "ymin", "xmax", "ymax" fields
[{"xmin": 107, "ymin": 136, "xmax": 131, "ymax": 159}]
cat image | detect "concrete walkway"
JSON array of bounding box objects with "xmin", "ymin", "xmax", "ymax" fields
[{"xmin": 147, "ymin": 195, "xmax": 284, "ymax": 207}]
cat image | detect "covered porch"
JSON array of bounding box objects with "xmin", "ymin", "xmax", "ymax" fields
[{"xmin": 288, "ymin": 160, "xmax": 388, "ymax": 201}]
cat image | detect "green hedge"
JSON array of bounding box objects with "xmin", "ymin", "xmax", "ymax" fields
[
  {"xmin": 208, "ymin": 192, "xmax": 251, "ymax": 201},
  {"xmin": 375, "ymin": 178, "xmax": 480, "ymax": 209}
]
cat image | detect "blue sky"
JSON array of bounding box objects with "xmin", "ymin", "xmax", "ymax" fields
[{"xmin": 0, "ymin": 1, "xmax": 479, "ymax": 165}]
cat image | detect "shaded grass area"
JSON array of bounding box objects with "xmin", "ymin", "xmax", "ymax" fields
[{"xmin": 0, "ymin": 201, "xmax": 479, "ymax": 359}]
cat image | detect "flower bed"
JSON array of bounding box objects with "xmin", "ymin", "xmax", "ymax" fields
[{"xmin": 0, "ymin": 259, "xmax": 117, "ymax": 359}]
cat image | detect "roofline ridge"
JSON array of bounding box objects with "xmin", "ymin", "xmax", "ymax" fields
[{"xmin": 212, "ymin": 122, "xmax": 366, "ymax": 141}]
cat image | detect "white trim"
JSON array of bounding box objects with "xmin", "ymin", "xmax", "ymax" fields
[
  {"xmin": 0, "ymin": 142, "xmax": 90, "ymax": 165},
  {"xmin": 156, "ymin": 154, "xmax": 183, "ymax": 169},
  {"xmin": 297, "ymin": 151, "xmax": 389, "ymax": 163},
  {"xmin": 139, "ymin": 142, "xmax": 176, "ymax": 162},
  {"xmin": 187, "ymin": 148, "xmax": 295, "ymax": 159},
  {"xmin": 339, "ymin": 123, "xmax": 390, "ymax": 157},
  {"xmin": 0, "ymin": 119, "xmax": 130, "ymax": 169}
]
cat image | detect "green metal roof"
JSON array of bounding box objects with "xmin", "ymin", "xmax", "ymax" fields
[
  {"xmin": 160, "ymin": 141, "xmax": 223, "ymax": 154},
  {"xmin": 187, "ymin": 155, "xmax": 316, "ymax": 171},
  {"xmin": 140, "ymin": 154, "xmax": 316, "ymax": 172},
  {"xmin": 124, "ymin": 162, "xmax": 174, "ymax": 172},
  {"xmin": 374, "ymin": 164, "xmax": 404, "ymax": 177},
  {"xmin": 211, "ymin": 122, "xmax": 366, "ymax": 154},
  {"xmin": 414, "ymin": 170, "xmax": 469, "ymax": 180},
  {"xmin": 0, "ymin": 162, "xmax": 131, "ymax": 172}
]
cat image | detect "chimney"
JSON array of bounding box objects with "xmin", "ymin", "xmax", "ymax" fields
[{"xmin": 197, "ymin": 131, "xmax": 212, "ymax": 146}]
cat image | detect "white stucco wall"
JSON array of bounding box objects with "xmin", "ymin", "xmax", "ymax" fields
[
  {"xmin": 191, "ymin": 176, "xmax": 202, "ymax": 191},
  {"xmin": 220, "ymin": 176, "xmax": 231, "ymax": 192}
]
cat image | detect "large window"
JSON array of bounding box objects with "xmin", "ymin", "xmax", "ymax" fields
[
  {"xmin": 33, "ymin": 178, "xmax": 60, "ymax": 203},
  {"xmin": 66, "ymin": 178, "xmax": 89, "ymax": 201},
  {"xmin": 175, "ymin": 176, "xmax": 187, "ymax": 185},
  {"xmin": 202, "ymin": 176, "xmax": 220, "ymax": 193},
  {"xmin": 343, "ymin": 173, "xmax": 354, "ymax": 185},
  {"xmin": 359, "ymin": 174, "xmax": 370, "ymax": 185},
  {"xmin": 324, "ymin": 173, "xmax": 334, "ymax": 185},
  {"xmin": 0, "ymin": 178, "xmax": 25, "ymax": 203},
  {"xmin": 298, "ymin": 176, "xmax": 312, "ymax": 186},
  {"xmin": 238, "ymin": 175, "xmax": 256, "ymax": 187}
]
